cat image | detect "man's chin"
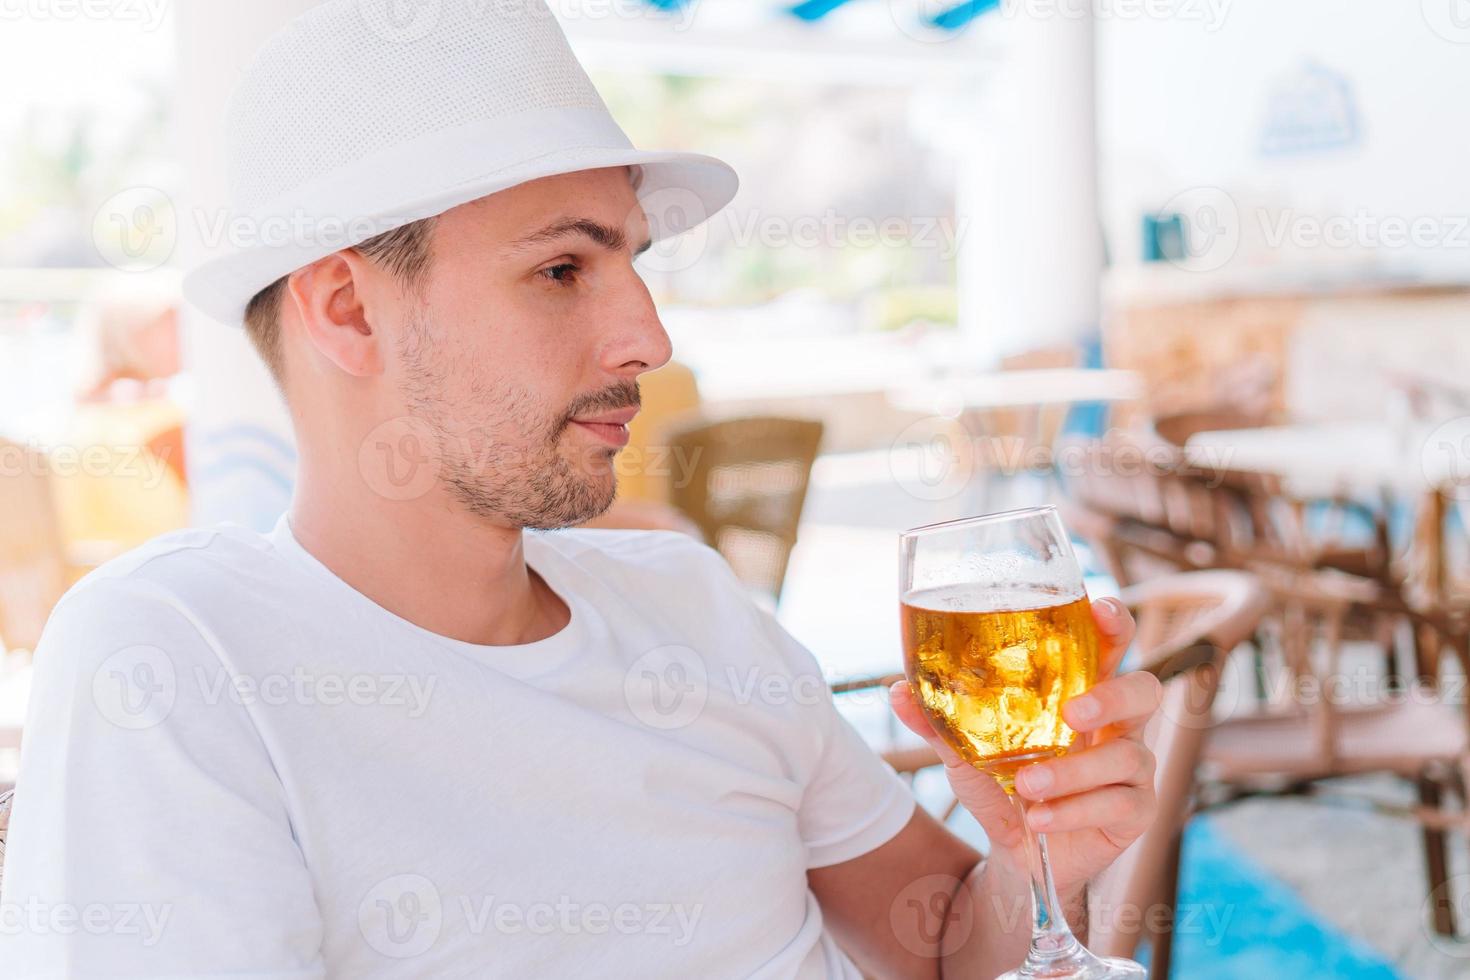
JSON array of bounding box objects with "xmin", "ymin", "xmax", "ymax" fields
[{"xmin": 520, "ymin": 475, "xmax": 618, "ymax": 532}]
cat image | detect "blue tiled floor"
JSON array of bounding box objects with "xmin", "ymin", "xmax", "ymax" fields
[{"xmin": 1157, "ymin": 816, "xmax": 1400, "ymax": 979}]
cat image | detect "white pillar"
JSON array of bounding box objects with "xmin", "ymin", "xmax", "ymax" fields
[
  {"xmin": 174, "ymin": 0, "xmax": 316, "ymax": 530},
  {"xmin": 956, "ymin": 1, "xmax": 1102, "ymax": 366}
]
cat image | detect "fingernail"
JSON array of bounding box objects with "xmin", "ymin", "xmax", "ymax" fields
[
  {"xmin": 1095, "ymin": 597, "xmax": 1124, "ymax": 627},
  {"xmin": 1028, "ymin": 805, "xmax": 1053, "ymax": 829},
  {"xmin": 1071, "ymin": 697, "xmax": 1100, "ymax": 723},
  {"xmin": 1020, "ymin": 765, "xmax": 1053, "ymax": 796}
]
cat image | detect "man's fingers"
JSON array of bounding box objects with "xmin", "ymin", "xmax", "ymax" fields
[
  {"xmin": 889, "ymin": 680, "xmax": 1036, "ymax": 837},
  {"xmin": 1091, "ymin": 596, "xmax": 1134, "ymax": 679},
  {"xmin": 888, "ymin": 680, "xmax": 970, "ymax": 770},
  {"xmin": 1014, "ymin": 736, "xmax": 1154, "ymax": 802},
  {"xmin": 1062, "ymin": 670, "xmax": 1162, "ymax": 735},
  {"xmin": 1022, "ymin": 783, "xmax": 1155, "ymax": 837}
]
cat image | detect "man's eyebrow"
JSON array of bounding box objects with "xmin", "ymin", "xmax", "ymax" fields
[{"xmin": 504, "ymin": 217, "xmax": 652, "ymax": 257}]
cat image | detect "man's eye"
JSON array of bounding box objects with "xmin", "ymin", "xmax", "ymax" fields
[{"xmin": 540, "ymin": 263, "xmax": 580, "ymax": 286}]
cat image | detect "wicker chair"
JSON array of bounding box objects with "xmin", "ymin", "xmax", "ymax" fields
[
  {"xmin": 1089, "ymin": 571, "xmax": 1270, "ymax": 974},
  {"xmin": 0, "ymin": 437, "xmax": 71, "ymax": 656},
  {"xmin": 618, "ymin": 361, "xmax": 701, "ymax": 506},
  {"xmin": 1070, "ymin": 425, "xmax": 1415, "ymax": 692},
  {"xmin": 1195, "ymin": 564, "xmax": 1470, "ymax": 938},
  {"xmin": 665, "ymin": 415, "xmax": 823, "ymax": 607},
  {"xmin": 1151, "ymin": 409, "xmax": 1267, "ymax": 450},
  {"xmin": 0, "ymin": 787, "xmax": 12, "ymax": 890}
]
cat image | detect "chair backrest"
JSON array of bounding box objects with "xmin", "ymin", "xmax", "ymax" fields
[
  {"xmin": 0, "ymin": 787, "xmax": 12, "ymax": 888},
  {"xmin": 1151, "ymin": 409, "xmax": 1267, "ymax": 449},
  {"xmin": 1069, "ymin": 424, "xmax": 1321, "ymax": 583},
  {"xmin": 1071, "ymin": 427, "xmax": 1176, "ymax": 530},
  {"xmin": 1088, "ymin": 570, "xmax": 1270, "ymax": 964},
  {"xmin": 1068, "ymin": 429, "xmax": 1221, "ymax": 585},
  {"xmin": 666, "ymin": 415, "xmax": 823, "ymax": 606},
  {"xmin": 618, "ymin": 361, "xmax": 701, "ymax": 505},
  {"xmin": 1243, "ymin": 562, "xmax": 1394, "ymax": 761},
  {"xmin": 0, "ymin": 438, "xmax": 69, "ymax": 654}
]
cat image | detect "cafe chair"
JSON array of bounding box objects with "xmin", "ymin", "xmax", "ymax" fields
[
  {"xmin": 616, "ymin": 360, "xmax": 702, "ymax": 507},
  {"xmin": 1069, "ymin": 426, "xmax": 1414, "ymax": 698},
  {"xmin": 0, "ymin": 787, "xmax": 12, "ymax": 890},
  {"xmin": 1194, "ymin": 563, "xmax": 1470, "ymax": 938},
  {"xmin": 1087, "ymin": 570, "xmax": 1271, "ymax": 974},
  {"xmin": 1151, "ymin": 409, "xmax": 1268, "ymax": 450},
  {"xmin": 0, "ymin": 437, "xmax": 71, "ymax": 657},
  {"xmin": 666, "ymin": 415, "xmax": 823, "ymax": 608}
]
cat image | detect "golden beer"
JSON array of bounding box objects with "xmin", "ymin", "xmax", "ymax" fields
[{"xmin": 901, "ymin": 587, "xmax": 1098, "ymax": 788}]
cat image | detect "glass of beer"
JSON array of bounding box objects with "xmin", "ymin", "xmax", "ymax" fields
[{"xmin": 899, "ymin": 506, "xmax": 1144, "ymax": 980}]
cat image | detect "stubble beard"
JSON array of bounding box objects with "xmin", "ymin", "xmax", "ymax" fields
[{"xmin": 396, "ymin": 312, "xmax": 627, "ymax": 530}]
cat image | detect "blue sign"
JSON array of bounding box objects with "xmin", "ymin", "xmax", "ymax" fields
[{"xmin": 1260, "ymin": 62, "xmax": 1361, "ymax": 157}]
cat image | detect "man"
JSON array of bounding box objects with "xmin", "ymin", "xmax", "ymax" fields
[{"xmin": 1, "ymin": 2, "xmax": 1161, "ymax": 977}]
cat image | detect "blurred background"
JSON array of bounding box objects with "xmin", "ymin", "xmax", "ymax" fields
[{"xmin": 3, "ymin": 0, "xmax": 1470, "ymax": 975}]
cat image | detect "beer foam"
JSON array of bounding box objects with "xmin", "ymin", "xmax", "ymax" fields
[{"xmin": 902, "ymin": 583, "xmax": 1085, "ymax": 614}]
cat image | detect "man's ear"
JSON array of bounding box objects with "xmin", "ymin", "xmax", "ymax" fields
[{"xmin": 285, "ymin": 250, "xmax": 386, "ymax": 379}]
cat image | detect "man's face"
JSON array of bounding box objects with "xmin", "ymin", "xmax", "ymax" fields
[{"xmin": 383, "ymin": 166, "xmax": 671, "ymax": 530}]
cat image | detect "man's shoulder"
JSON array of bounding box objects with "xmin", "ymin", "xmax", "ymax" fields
[
  {"xmin": 53, "ymin": 521, "xmax": 286, "ymax": 621},
  {"xmin": 30, "ymin": 524, "xmax": 296, "ymax": 690}
]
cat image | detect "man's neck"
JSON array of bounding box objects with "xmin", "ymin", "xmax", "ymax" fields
[{"xmin": 286, "ymin": 470, "xmax": 569, "ymax": 647}]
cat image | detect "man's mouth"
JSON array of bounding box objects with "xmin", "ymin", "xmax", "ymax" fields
[{"xmin": 568, "ymin": 407, "xmax": 638, "ymax": 448}]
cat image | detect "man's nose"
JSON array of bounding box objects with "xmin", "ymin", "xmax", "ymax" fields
[{"xmin": 602, "ymin": 266, "xmax": 673, "ymax": 377}]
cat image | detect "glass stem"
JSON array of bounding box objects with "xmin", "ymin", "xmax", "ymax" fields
[{"xmin": 1013, "ymin": 793, "xmax": 1086, "ymax": 969}]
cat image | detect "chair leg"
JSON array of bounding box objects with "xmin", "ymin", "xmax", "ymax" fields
[
  {"xmin": 1417, "ymin": 775, "xmax": 1457, "ymax": 937},
  {"xmin": 1251, "ymin": 644, "xmax": 1269, "ymax": 707},
  {"xmin": 1413, "ymin": 620, "xmax": 1441, "ymax": 689},
  {"xmin": 1249, "ymin": 621, "xmax": 1275, "ymax": 708},
  {"xmin": 1150, "ymin": 830, "xmax": 1184, "ymax": 979},
  {"xmin": 1377, "ymin": 613, "xmax": 1402, "ymax": 695}
]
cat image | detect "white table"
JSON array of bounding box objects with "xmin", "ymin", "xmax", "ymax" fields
[
  {"xmin": 1184, "ymin": 421, "xmax": 1470, "ymax": 682},
  {"xmin": 884, "ymin": 369, "xmax": 1145, "ymax": 512},
  {"xmin": 1183, "ymin": 421, "xmax": 1468, "ymax": 499}
]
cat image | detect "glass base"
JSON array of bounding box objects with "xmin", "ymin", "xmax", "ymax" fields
[{"xmin": 998, "ymin": 948, "xmax": 1147, "ymax": 979}]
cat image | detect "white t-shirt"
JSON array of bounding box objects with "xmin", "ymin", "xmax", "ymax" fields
[{"xmin": 1, "ymin": 515, "xmax": 915, "ymax": 978}]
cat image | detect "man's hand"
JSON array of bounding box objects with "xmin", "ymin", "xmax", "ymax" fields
[{"xmin": 888, "ymin": 596, "xmax": 1162, "ymax": 900}]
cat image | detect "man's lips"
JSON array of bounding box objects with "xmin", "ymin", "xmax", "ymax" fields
[
  {"xmin": 569, "ymin": 407, "xmax": 637, "ymax": 448},
  {"xmin": 570, "ymin": 421, "xmax": 631, "ymax": 447},
  {"xmin": 571, "ymin": 407, "xmax": 639, "ymax": 426}
]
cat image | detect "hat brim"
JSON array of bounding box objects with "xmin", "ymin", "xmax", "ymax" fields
[{"xmin": 180, "ymin": 148, "xmax": 738, "ymax": 326}]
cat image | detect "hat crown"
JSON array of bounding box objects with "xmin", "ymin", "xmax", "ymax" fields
[
  {"xmin": 184, "ymin": 0, "xmax": 737, "ymax": 326},
  {"xmin": 227, "ymin": 0, "xmax": 609, "ymax": 215}
]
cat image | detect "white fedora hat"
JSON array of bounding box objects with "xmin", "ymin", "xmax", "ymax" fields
[{"xmin": 181, "ymin": 0, "xmax": 738, "ymax": 326}]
